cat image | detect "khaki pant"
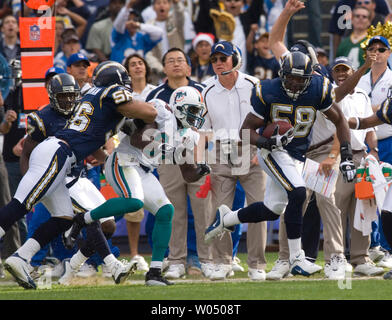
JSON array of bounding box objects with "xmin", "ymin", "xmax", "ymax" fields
[
  {"xmin": 208, "ymin": 143, "xmax": 267, "ymax": 269},
  {"xmin": 277, "ymin": 143, "xmax": 344, "ymax": 262},
  {"xmin": 335, "ymin": 151, "xmax": 370, "ymax": 266},
  {"xmin": 0, "ymin": 154, "xmax": 20, "ymax": 260},
  {"xmin": 158, "ymin": 164, "xmax": 212, "ymax": 265}
]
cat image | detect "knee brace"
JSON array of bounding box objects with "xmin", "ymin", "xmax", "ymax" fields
[{"xmin": 80, "ymin": 221, "xmax": 111, "ymax": 259}]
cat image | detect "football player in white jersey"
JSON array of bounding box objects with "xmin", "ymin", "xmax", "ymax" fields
[{"xmin": 103, "ymin": 86, "xmax": 210, "ymax": 285}]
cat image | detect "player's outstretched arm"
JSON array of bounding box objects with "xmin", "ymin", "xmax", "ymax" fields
[
  {"xmin": 268, "ymin": 0, "xmax": 305, "ymax": 61},
  {"xmin": 117, "ymin": 100, "xmax": 157, "ymax": 123},
  {"xmin": 348, "ymin": 114, "xmax": 383, "ymax": 130},
  {"xmin": 334, "ymin": 52, "xmax": 376, "ymax": 103}
]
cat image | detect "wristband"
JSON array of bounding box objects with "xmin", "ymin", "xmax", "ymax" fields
[
  {"xmin": 340, "ymin": 141, "xmax": 353, "ymax": 161},
  {"xmin": 354, "ymin": 117, "xmax": 361, "ymax": 130},
  {"xmin": 255, "ymin": 135, "xmax": 270, "ymax": 150}
]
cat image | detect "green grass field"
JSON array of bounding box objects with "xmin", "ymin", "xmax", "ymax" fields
[{"xmin": 0, "ymin": 251, "xmax": 391, "ymax": 300}]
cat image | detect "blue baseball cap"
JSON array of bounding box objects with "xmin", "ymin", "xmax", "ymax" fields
[
  {"xmin": 45, "ymin": 66, "xmax": 65, "ymax": 80},
  {"xmin": 367, "ymin": 36, "xmax": 390, "ymax": 49},
  {"xmin": 331, "ymin": 56, "xmax": 354, "ymax": 70},
  {"xmin": 67, "ymin": 52, "xmax": 90, "ymax": 67},
  {"xmin": 210, "ymin": 41, "xmax": 236, "ymax": 57}
]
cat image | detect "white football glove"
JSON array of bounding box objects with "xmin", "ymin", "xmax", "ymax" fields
[
  {"xmin": 177, "ymin": 128, "xmax": 200, "ymax": 150},
  {"xmin": 339, "ymin": 159, "xmax": 356, "ymax": 183},
  {"xmin": 270, "ymin": 126, "xmax": 294, "ymax": 150}
]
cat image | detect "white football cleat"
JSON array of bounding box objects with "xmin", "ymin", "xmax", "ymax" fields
[
  {"xmin": 200, "ymin": 262, "xmax": 215, "ymax": 278},
  {"xmin": 325, "ymin": 254, "xmax": 347, "ymax": 280},
  {"xmin": 110, "ymin": 259, "xmax": 136, "ymax": 284},
  {"xmin": 130, "ymin": 255, "xmax": 149, "ymax": 272},
  {"xmin": 76, "ymin": 262, "xmax": 97, "ymax": 278},
  {"xmin": 58, "ymin": 259, "xmax": 78, "ymax": 286},
  {"xmin": 369, "ymin": 246, "xmax": 385, "ymax": 263},
  {"xmin": 377, "ymin": 251, "xmax": 392, "ymax": 268},
  {"xmin": 101, "ymin": 263, "xmax": 113, "ymax": 278},
  {"xmin": 353, "ymin": 262, "xmax": 384, "ymax": 277},
  {"xmin": 289, "ymin": 250, "xmax": 322, "ymax": 276},
  {"xmin": 248, "ymin": 268, "xmax": 266, "ymax": 281},
  {"xmin": 165, "ymin": 264, "xmax": 186, "ymax": 279},
  {"xmin": 204, "ymin": 205, "xmax": 234, "ymax": 245},
  {"xmin": 4, "ymin": 253, "xmax": 36, "ymax": 289},
  {"xmin": 266, "ymin": 260, "xmax": 290, "ymax": 280},
  {"xmin": 209, "ymin": 264, "xmax": 233, "ymax": 281},
  {"xmin": 232, "ymin": 256, "xmax": 245, "ymax": 272}
]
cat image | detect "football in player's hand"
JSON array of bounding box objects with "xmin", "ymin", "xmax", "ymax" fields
[
  {"xmin": 85, "ymin": 155, "xmax": 97, "ymax": 165},
  {"xmin": 262, "ymin": 121, "xmax": 293, "ymax": 138}
]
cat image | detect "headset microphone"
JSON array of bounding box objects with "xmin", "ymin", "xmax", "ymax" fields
[{"xmin": 221, "ymin": 46, "xmax": 242, "ymax": 75}]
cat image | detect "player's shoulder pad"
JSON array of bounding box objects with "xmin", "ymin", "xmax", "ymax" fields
[
  {"xmin": 27, "ymin": 109, "xmax": 46, "ymax": 137},
  {"xmin": 379, "ymin": 98, "xmax": 392, "ymax": 124},
  {"xmin": 101, "ymin": 84, "xmax": 133, "ymax": 105},
  {"xmin": 312, "ymin": 74, "xmax": 334, "ymax": 104}
]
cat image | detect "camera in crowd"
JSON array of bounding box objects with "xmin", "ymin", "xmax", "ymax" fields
[{"xmin": 10, "ymin": 59, "xmax": 22, "ymax": 87}]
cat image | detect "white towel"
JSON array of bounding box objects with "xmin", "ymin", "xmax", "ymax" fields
[
  {"xmin": 366, "ymin": 155, "xmax": 389, "ymax": 211},
  {"xmin": 354, "ymin": 198, "xmax": 378, "ymax": 236}
]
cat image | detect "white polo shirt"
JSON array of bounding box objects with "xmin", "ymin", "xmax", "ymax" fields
[
  {"xmin": 337, "ymin": 87, "xmax": 375, "ymax": 151},
  {"xmin": 202, "ymin": 71, "xmax": 259, "ymax": 141},
  {"xmin": 357, "ymin": 68, "xmax": 392, "ymax": 140},
  {"xmin": 309, "ymin": 110, "xmax": 336, "ymax": 147}
]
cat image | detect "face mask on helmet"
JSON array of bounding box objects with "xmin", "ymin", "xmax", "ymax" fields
[
  {"xmin": 279, "ymin": 52, "xmax": 313, "ymax": 100},
  {"xmin": 49, "ymin": 74, "xmax": 81, "ymax": 116},
  {"xmin": 171, "ymin": 87, "xmax": 206, "ymax": 129},
  {"xmin": 93, "ymin": 61, "xmax": 132, "ymax": 89}
]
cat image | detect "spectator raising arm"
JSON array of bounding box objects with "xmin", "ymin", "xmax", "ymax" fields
[{"xmin": 268, "ymin": 0, "xmax": 305, "ymax": 60}]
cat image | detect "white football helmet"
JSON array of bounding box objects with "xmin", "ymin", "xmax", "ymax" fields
[{"xmin": 170, "ymin": 86, "xmax": 206, "ymax": 129}]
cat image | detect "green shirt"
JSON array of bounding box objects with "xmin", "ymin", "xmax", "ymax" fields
[{"xmin": 336, "ymin": 35, "xmax": 367, "ymax": 70}]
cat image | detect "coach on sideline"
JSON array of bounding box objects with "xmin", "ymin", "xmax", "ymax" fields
[{"xmin": 202, "ymin": 41, "xmax": 267, "ymax": 281}]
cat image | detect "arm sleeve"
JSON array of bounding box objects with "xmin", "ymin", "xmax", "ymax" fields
[
  {"xmin": 376, "ymin": 98, "xmax": 392, "ymax": 124},
  {"xmin": 27, "ymin": 112, "xmax": 46, "ymax": 142},
  {"xmin": 250, "ymin": 82, "xmax": 267, "ymax": 120},
  {"xmin": 113, "ymin": 7, "xmax": 130, "ymax": 34},
  {"xmin": 319, "ymin": 77, "xmax": 336, "ymax": 113},
  {"xmin": 139, "ymin": 23, "xmax": 163, "ymax": 42}
]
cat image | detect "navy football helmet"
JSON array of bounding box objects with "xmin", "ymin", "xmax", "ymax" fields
[
  {"xmin": 48, "ymin": 73, "xmax": 80, "ymax": 116},
  {"xmin": 92, "ymin": 61, "xmax": 131, "ymax": 88},
  {"xmin": 279, "ymin": 51, "xmax": 313, "ymax": 100}
]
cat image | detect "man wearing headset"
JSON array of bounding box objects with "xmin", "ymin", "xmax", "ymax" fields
[{"xmin": 201, "ymin": 41, "xmax": 268, "ymax": 281}]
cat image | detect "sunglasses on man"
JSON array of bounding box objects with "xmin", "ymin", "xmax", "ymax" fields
[
  {"xmin": 367, "ymin": 47, "xmax": 389, "ymax": 53},
  {"xmin": 210, "ymin": 56, "xmax": 228, "ymax": 63}
]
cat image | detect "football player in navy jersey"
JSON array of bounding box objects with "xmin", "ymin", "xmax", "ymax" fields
[
  {"xmin": 205, "ymin": 50, "xmax": 356, "ymax": 276},
  {"xmin": 0, "ymin": 61, "xmax": 157, "ymax": 289},
  {"xmin": 20, "ymin": 73, "xmax": 135, "ymax": 287},
  {"xmin": 348, "ymin": 95, "xmax": 392, "ymax": 280},
  {"xmin": 271, "ymin": 0, "xmax": 376, "ymax": 105}
]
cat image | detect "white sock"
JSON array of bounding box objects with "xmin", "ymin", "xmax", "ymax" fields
[
  {"xmin": 16, "ymin": 238, "xmax": 41, "ymax": 262},
  {"xmin": 103, "ymin": 254, "xmax": 117, "ymax": 267},
  {"xmin": 150, "ymin": 261, "xmax": 162, "ymax": 270},
  {"xmin": 223, "ymin": 210, "xmax": 240, "ymax": 227},
  {"xmin": 0, "ymin": 226, "xmax": 5, "ymax": 239},
  {"xmin": 288, "ymin": 238, "xmax": 302, "ymax": 259},
  {"xmin": 84, "ymin": 211, "xmax": 93, "ymax": 224},
  {"xmin": 70, "ymin": 250, "xmax": 88, "ymax": 270}
]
